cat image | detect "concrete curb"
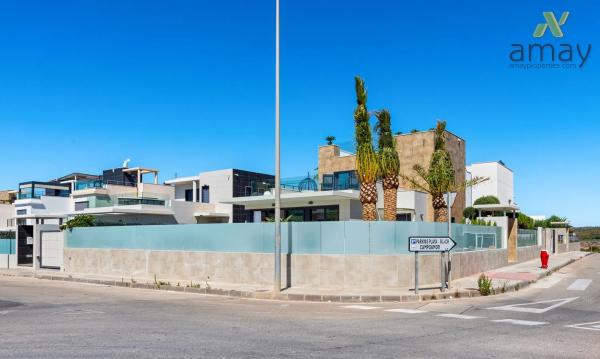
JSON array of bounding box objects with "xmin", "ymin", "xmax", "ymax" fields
[{"xmin": 0, "ymin": 253, "xmax": 589, "ymax": 303}]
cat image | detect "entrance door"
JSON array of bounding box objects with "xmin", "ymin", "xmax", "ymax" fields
[
  {"xmin": 17, "ymin": 225, "xmax": 34, "ymax": 266},
  {"xmin": 40, "ymin": 231, "xmax": 63, "ymax": 269}
]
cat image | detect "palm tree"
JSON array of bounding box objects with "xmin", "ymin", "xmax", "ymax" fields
[
  {"xmin": 325, "ymin": 135, "xmax": 336, "ymax": 145},
  {"xmin": 354, "ymin": 76, "xmax": 379, "ymax": 221},
  {"xmin": 402, "ymin": 120, "xmax": 487, "ymax": 222},
  {"xmin": 375, "ymin": 109, "xmax": 400, "ymax": 221}
]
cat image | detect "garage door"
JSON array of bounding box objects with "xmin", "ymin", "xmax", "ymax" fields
[{"xmin": 41, "ymin": 231, "xmax": 63, "ymax": 269}]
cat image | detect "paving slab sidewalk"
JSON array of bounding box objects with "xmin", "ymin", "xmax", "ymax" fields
[{"xmin": 0, "ymin": 251, "xmax": 590, "ymax": 303}]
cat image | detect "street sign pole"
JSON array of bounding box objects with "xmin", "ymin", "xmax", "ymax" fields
[
  {"xmin": 446, "ymin": 191, "xmax": 451, "ymax": 290},
  {"xmin": 440, "ymin": 250, "xmax": 445, "ymax": 292},
  {"xmin": 409, "ymin": 235, "xmax": 457, "ymax": 294},
  {"xmin": 414, "ymin": 251, "xmax": 419, "ymax": 296}
]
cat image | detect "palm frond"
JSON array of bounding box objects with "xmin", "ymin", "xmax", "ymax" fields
[
  {"xmin": 379, "ymin": 147, "xmax": 399, "ymax": 177},
  {"xmin": 356, "ymin": 144, "xmax": 379, "ymax": 183},
  {"xmin": 434, "ymin": 120, "xmax": 447, "ymax": 151},
  {"xmin": 452, "ymin": 176, "xmax": 488, "ymax": 192}
]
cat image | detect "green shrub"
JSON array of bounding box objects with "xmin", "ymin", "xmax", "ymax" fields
[
  {"xmin": 470, "ymin": 218, "xmax": 497, "ymax": 226},
  {"xmin": 518, "ymin": 213, "xmax": 535, "ymax": 229},
  {"xmin": 463, "ymin": 206, "xmax": 478, "ymax": 220},
  {"xmin": 61, "ymin": 214, "xmax": 95, "ymax": 230},
  {"xmin": 473, "ymin": 195, "xmax": 500, "ymax": 205},
  {"xmin": 478, "ymin": 273, "xmax": 493, "ymax": 296},
  {"xmin": 0, "ymin": 231, "xmax": 15, "ymax": 239}
]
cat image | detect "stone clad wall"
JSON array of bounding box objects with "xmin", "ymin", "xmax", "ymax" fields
[
  {"xmin": 318, "ymin": 129, "xmax": 466, "ymax": 222},
  {"xmin": 317, "ymin": 145, "xmax": 355, "ymax": 183},
  {"xmin": 64, "ymin": 247, "xmax": 512, "ymax": 289}
]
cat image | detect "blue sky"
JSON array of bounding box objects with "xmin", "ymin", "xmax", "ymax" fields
[{"xmin": 0, "ymin": 1, "xmax": 598, "ymax": 226}]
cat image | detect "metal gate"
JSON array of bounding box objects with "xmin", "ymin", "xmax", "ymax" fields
[
  {"xmin": 17, "ymin": 225, "xmax": 33, "ymax": 266},
  {"xmin": 40, "ymin": 231, "xmax": 63, "ymax": 269}
]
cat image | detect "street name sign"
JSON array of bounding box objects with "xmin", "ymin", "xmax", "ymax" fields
[{"xmin": 409, "ymin": 236, "xmax": 456, "ymax": 252}]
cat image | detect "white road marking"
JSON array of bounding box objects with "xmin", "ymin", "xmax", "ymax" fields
[
  {"xmin": 493, "ymin": 319, "xmax": 548, "ymax": 326},
  {"xmin": 567, "ymin": 279, "xmax": 592, "ymax": 291},
  {"xmin": 52, "ymin": 309, "xmax": 105, "ymax": 315},
  {"xmin": 565, "ymin": 321, "xmax": 600, "ymax": 332},
  {"xmin": 340, "ymin": 305, "xmax": 381, "ymax": 310},
  {"xmin": 436, "ymin": 313, "xmax": 483, "ymax": 320},
  {"xmin": 0, "ymin": 310, "xmax": 12, "ymax": 315},
  {"xmin": 384, "ymin": 309, "xmax": 427, "ymax": 314},
  {"xmin": 486, "ymin": 297, "xmax": 578, "ymax": 314},
  {"xmin": 530, "ymin": 276, "xmax": 563, "ymax": 289}
]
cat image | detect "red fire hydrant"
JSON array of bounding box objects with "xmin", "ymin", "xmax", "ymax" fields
[{"xmin": 540, "ymin": 249, "xmax": 549, "ymax": 269}]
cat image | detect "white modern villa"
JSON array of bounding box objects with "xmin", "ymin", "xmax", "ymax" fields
[{"xmin": 466, "ymin": 161, "xmax": 515, "ymax": 206}]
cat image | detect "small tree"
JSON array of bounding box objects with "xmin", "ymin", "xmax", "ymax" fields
[{"xmin": 325, "ymin": 136, "xmax": 336, "ymax": 145}]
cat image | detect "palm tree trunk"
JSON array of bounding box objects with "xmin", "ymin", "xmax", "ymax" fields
[
  {"xmin": 432, "ymin": 193, "xmax": 448, "ymax": 223},
  {"xmin": 382, "ymin": 175, "xmax": 399, "ymax": 221},
  {"xmin": 434, "ymin": 206, "xmax": 448, "ymax": 223},
  {"xmin": 383, "ymin": 187, "xmax": 397, "ymax": 221},
  {"xmin": 360, "ymin": 182, "xmax": 378, "ymax": 221}
]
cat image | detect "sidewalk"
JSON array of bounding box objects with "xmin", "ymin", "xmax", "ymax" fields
[{"xmin": 0, "ymin": 251, "xmax": 590, "ymax": 303}]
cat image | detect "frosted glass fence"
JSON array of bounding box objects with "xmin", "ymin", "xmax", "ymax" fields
[
  {"xmin": 65, "ymin": 221, "xmax": 503, "ymax": 254},
  {"xmin": 518, "ymin": 229, "xmax": 538, "ymax": 247},
  {"xmin": 0, "ymin": 239, "xmax": 15, "ymax": 255}
]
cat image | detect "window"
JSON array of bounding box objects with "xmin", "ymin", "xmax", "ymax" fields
[
  {"xmin": 322, "ymin": 174, "xmax": 334, "ymax": 191},
  {"xmin": 16, "ymin": 209, "xmax": 26, "ymax": 215},
  {"xmin": 284, "ymin": 208, "xmax": 305, "ymax": 222},
  {"xmin": 309, "ymin": 206, "xmax": 339, "ymax": 221},
  {"xmin": 75, "ymin": 202, "xmax": 89, "ymax": 211},
  {"xmin": 333, "ymin": 171, "xmax": 359, "ymax": 190},
  {"xmin": 311, "ymin": 208, "xmax": 325, "ymax": 221},
  {"xmin": 201, "ymin": 185, "xmax": 210, "ymax": 203},
  {"xmin": 396, "ymin": 213, "xmax": 412, "ymax": 221},
  {"xmin": 185, "ymin": 188, "xmax": 200, "ymax": 202},
  {"xmin": 324, "ymin": 207, "xmax": 339, "ymax": 221},
  {"xmin": 245, "ymin": 186, "xmax": 252, "ymax": 196}
]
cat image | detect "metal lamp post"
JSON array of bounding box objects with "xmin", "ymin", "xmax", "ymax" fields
[{"xmin": 274, "ymin": 0, "xmax": 282, "ymax": 293}]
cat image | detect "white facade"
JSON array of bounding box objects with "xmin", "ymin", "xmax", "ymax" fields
[
  {"xmin": 466, "ymin": 161, "xmax": 514, "ymax": 206},
  {"xmin": 14, "ymin": 196, "xmax": 71, "ymax": 225},
  {"xmin": 166, "ymin": 169, "xmax": 235, "ymax": 223},
  {"xmin": 0, "ymin": 203, "xmax": 15, "ymax": 230},
  {"xmin": 375, "ymin": 184, "xmax": 428, "ymax": 221}
]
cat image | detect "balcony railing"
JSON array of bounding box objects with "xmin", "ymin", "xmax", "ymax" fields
[
  {"xmin": 246, "ymin": 178, "xmax": 358, "ymax": 197},
  {"xmin": 117, "ymin": 197, "xmax": 166, "ymax": 206},
  {"xmin": 74, "ymin": 180, "xmax": 137, "ymax": 191},
  {"xmin": 17, "ymin": 192, "xmax": 70, "ymax": 200},
  {"xmin": 75, "ymin": 194, "xmax": 171, "ymax": 211}
]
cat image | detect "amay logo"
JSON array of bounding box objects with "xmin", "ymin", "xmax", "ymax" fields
[
  {"xmin": 510, "ymin": 11, "xmax": 591, "ymax": 69},
  {"xmin": 533, "ymin": 11, "xmax": 569, "ymax": 38}
]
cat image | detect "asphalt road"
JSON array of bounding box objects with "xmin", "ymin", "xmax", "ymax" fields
[{"xmin": 1, "ymin": 254, "xmax": 599, "ymax": 358}]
